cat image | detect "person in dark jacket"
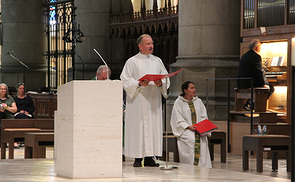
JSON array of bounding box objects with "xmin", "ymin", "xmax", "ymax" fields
[
  {"xmin": 13, "ymin": 83, "xmax": 35, "ymax": 119},
  {"xmin": 237, "ymin": 39, "xmax": 274, "ymax": 110}
]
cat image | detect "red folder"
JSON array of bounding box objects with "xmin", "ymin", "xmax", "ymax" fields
[
  {"xmin": 138, "ymin": 69, "xmax": 183, "ymax": 81},
  {"xmin": 193, "ymin": 119, "xmax": 218, "ymax": 136}
]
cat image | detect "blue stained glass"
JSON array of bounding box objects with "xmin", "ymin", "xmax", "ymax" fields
[{"xmin": 49, "ymin": 0, "xmax": 57, "ymax": 25}]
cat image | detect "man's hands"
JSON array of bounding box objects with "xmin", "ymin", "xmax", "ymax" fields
[
  {"xmin": 139, "ymin": 79, "xmax": 150, "ymax": 86},
  {"xmin": 139, "ymin": 79, "xmax": 162, "ymax": 87},
  {"xmin": 154, "ymin": 80, "xmax": 162, "ymax": 87}
]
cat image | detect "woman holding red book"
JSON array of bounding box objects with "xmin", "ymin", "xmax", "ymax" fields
[{"xmin": 170, "ymin": 81, "xmax": 212, "ymax": 168}]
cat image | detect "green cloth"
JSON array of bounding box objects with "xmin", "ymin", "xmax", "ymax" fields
[
  {"xmin": 0, "ymin": 95, "xmax": 15, "ymax": 119},
  {"xmin": 188, "ymin": 101, "xmax": 200, "ymax": 166}
]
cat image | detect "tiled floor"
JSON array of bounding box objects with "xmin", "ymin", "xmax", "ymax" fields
[{"xmin": 0, "ymin": 147, "xmax": 291, "ymax": 181}]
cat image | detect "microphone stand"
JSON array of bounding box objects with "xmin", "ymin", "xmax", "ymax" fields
[
  {"xmin": 160, "ymin": 75, "xmax": 177, "ymax": 170},
  {"xmin": 8, "ymin": 52, "xmax": 30, "ymax": 70},
  {"xmin": 93, "ymin": 49, "xmax": 109, "ymax": 80},
  {"xmin": 76, "ymin": 52, "xmax": 86, "ymax": 80},
  {"xmin": 8, "ymin": 51, "xmax": 30, "ymax": 84}
]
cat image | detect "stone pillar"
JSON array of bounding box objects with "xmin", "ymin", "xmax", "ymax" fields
[
  {"xmin": 74, "ymin": 0, "xmax": 110, "ymax": 80},
  {"xmin": 1, "ymin": 0, "xmax": 46, "ymax": 91},
  {"xmin": 169, "ymin": 0, "xmax": 241, "ymax": 121},
  {"xmin": 55, "ymin": 80, "xmax": 122, "ymax": 178}
]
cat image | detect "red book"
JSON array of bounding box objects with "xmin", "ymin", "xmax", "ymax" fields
[
  {"xmin": 193, "ymin": 119, "xmax": 218, "ymax": 136},
  {"xmin": 138, "ymin": 69, "xmax": 183, "ymax": 81}
]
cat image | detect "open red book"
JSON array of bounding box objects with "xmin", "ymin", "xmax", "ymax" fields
[
  {"xmin": 193, "ymin": 119, "xmax": 218, "ymax": 136},
  {"xmin": 138, "ymin": 69, "xmax": 183, "ymax": 81}
]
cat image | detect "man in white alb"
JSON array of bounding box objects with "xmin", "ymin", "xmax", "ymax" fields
[{"xmin": 120, "ymin": 34, "xmax": 170, "ymax": 167}]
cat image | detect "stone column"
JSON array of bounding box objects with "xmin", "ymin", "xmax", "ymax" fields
[
  {"xmin": 169, "ymin": 0, "xmax": 241, "ymax": 121},
  {"xmin": 1, "ymin": 0, "xmax": 46, "ymax": 91},
  {"xmin": 74, "ymin": 0, "xmax": 110, "ymax": 80}
]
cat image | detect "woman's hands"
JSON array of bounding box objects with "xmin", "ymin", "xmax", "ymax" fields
[
  {"xmin": 187, "ymin": 126, "xmax": 201, "ymax": 136},
  {"xmin": 20, "ymin": 110, "xmax": 29, "ymax": 115},
  {"xmin": 187, "ymin": 125, "xmax": 196, "ymax": 132},
  {"xmin": 1, "ymin": 103, "xmax": 7, "ymax": 108},
  {"xmin": 1, "ymin": 102, "xmax": 17, "ymax": 113}
]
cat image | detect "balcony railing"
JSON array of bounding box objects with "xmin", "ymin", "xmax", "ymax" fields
[{"xmin": 110, "ymin": 5, "xmax": 178, "ymax": 24}]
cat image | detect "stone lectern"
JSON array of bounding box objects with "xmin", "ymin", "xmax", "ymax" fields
[{"xmin": 54, "ymin": 80, "xmax": 122, "ymax": 179}]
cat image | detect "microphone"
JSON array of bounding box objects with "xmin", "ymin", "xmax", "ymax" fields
[
  {"xmin": 93, "ymin": 49, "xmax": 109, "ymax": 80},
  {"xmin": 8, "ymin": 50, "xmax": 13, "ymax": 54}
]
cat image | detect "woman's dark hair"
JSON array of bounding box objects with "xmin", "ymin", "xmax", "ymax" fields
[
  {"xmin": 180, "ymin": 81, "xmax": 194, "ymax": 97},
  {"xmin": 17, "ymin": 83, "xmax": 24, "ymax": 89}
]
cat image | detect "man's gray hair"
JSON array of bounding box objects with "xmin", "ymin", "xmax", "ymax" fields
[
  {"xmin": 0, "ymin": 83, "xmax": 9, "ymax": 97},
  {"xmin": 249, "ymin": 39, "xmax": 261, "ymax": 50},
  {"xmin": 96, "ymin": 65, "xmax": 111, "ymax": 75},
  {"xmin": 137, "ymin": 34, "xmax": 151, "ymax": 45}
]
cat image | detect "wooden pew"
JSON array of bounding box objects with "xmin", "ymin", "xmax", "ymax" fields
[
  {"xmin": 1, "ymin": 119, "xmax": 54, "ymax": 159},
  {"xmin": 208, "ymin": 130, "xmax": 226, "ymax": 163},
  {"xmin": 24, "ymin": 132, "xmax": 54, "ymax": 158},
  {"xmin": 27, "ymin": 93, "xmax": 57, "ymax": 119}
]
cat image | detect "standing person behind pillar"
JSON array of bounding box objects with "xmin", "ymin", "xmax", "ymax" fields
[
  {"xmin": 237, "ymin": 39, "xmax": 274, "ymax": 110},
  {"xmin": 92, "ymin": 65, "xmax": 111, "ymax": 80},
  {"xmin": 120, "ymin": 34, "xmax": 170, "ymax": 167}
]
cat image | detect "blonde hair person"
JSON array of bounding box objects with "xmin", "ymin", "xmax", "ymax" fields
[
  {"xmin": 0, "ymin": 83, "xmax": 18, "ymax": 148},
  {"xmin": 0, "ymin": 83, "xmax": 17, "ymax": 118}
]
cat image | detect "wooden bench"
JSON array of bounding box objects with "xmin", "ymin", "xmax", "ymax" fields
[
  {"xmin": 208, "ymin": 130, "xmax": 226, "ymax": 163},
  {"xmin": 1, "ymin": 119, "xmax": 54, "ymax": 159},
  {"xmin": 162, "ymin": 135, "xmax": 179, "ymax": 162},
  {"xmin": 24, "ymin": 132, "xmax": 54, "ymax": 158},
  {"xmin": 235, "ymin": 87, "xmax": 269, "ymax": 112},
  {"xmin": 243, "ymin": 135, "xmax": 290, "ymax": 172},
  {"xmin": 162, "ymin": 132, "xmax": 226, "ymax": 163}
]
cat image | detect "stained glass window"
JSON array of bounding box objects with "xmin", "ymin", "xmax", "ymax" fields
[{"xmin": 50, "ymin": 0, "xmax": 56, "ymax": 25}]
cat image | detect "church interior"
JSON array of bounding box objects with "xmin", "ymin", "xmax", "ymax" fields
[{"xmin": 0, "ymin": 0, "xmax": 293, "ymax": 181}]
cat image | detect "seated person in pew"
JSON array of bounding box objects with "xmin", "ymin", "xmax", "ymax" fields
[
  {"xmin": 13, "ymin": 83, "xmax": 35, "ymax": 119},
  {"xmin": 0, "ymin": 83, "xmax": 17, "ymax": 119},
  {"xmin": 170, "ymin": 81, "xmax": 212, "ymax": 168},
  {"xmin": 237, "ymin": 39, "xmax": 274, "ymax": 111},
  {"xmin": 0, "ymin": 83, "xmax": 18, "ymax": 148}
]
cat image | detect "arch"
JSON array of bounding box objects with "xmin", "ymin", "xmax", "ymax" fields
[
  {"xmin": 157, "ymin": 24, "xmax": 163, "ymax": 34},
  {"xmin": 127, "ymin": 27, "xmax": 132, "ymax": 36},
  {"xmin": 139, "ymin": 26, "xmax": 143, "ymax": 35},
  {"xmin": 164, "ymin": 23, "xmax": 168, "ymax": 33},
  {"xmin": 151, "ymin": 24, "xmax": 156, "ymax": 34},
  {"xmin": 145, "ymin": 25, "xmax": 150, "ymax": 34}
]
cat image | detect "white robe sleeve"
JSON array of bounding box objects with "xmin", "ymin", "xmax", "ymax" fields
[
  {"xmin": 156, "ymin": 57, "xmax": 170, "ymax": 98},
  {"xmin": 120, "ymin": 59, "xmax": 141, "ymax": 100},
  {"xmin": 170, "ymin": 99, "xmax": 189, "ymax": 137}
]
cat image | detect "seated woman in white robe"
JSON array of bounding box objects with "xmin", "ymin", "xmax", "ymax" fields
[{"xmin": 170, "ymin": 81, "xmax": 212, "ymax": 168}]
